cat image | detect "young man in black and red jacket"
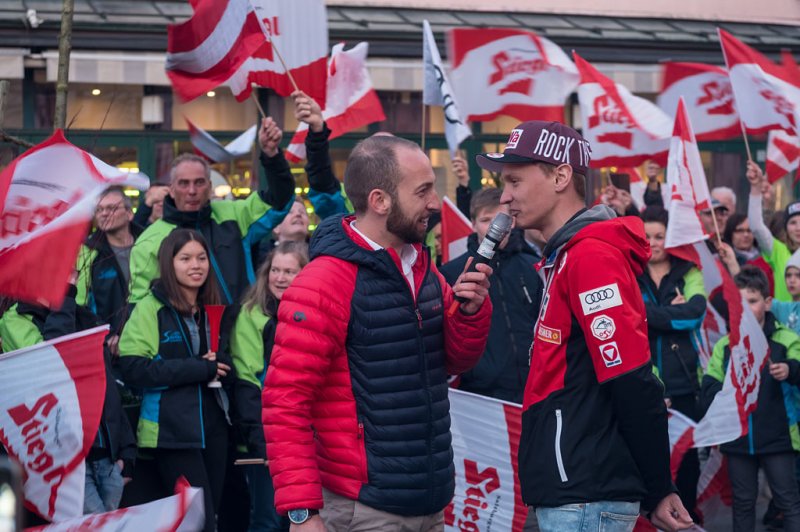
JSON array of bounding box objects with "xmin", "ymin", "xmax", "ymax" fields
[{"xmin": 477, "ymin": 120, "xmax": 693, "ymax": 532}]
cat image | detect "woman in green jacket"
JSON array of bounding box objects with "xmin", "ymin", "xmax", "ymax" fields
[
  {"xmin": 119, "ymin": 229, "xmax": 231, "ymax": 532},
  {"xmin": 231, "ymin": 241, "xmax": 308, "ymax": 532}
]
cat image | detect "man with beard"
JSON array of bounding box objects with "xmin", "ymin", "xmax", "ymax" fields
[
  {"xmin": 263, "ymin": 135, "xmax": 493, "ymax": 531},
  {"xmin": 478, "ymin": 120, "xmax": 693, "ymax": 532},
  {"xmin": 76, "ymin": 186, "xmax": 143, "ymax": 354}
]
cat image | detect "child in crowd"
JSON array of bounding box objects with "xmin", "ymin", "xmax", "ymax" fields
[
  {"xmin": 773, "ymin": 249, "xmax": 800, "ymax": 334},
  {"xmin": 701, "ymin": 266, "xmax": 800, "ymax": 532}
]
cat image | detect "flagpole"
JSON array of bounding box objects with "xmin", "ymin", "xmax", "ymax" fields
[
  {"xmin": 421, "ymin": 102, "xmax": 427, "ymax": 151},
  {"xmin": 250, "ymin": 87, "xmax": 266, "ymax": 118},
  {"xmin": 739, "ymin": 120, "xmax": 753, "ymax": 162}
]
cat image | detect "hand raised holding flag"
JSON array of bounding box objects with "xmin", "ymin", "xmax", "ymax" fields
[
  {"xmin": 292, "ymin": 90, "xmax": 324, "ymax": 133},
  {"xmin": 258, "ymin": 117, "xmax": 283, "ymax": 157}
]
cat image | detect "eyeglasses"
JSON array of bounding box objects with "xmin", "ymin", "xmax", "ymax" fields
[{"xmin": 95, "ymin": 203, "xmax": 126, "ymax": 214}]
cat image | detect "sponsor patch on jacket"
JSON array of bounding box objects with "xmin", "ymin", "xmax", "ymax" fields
[
  {"xmin": 579, "ymin": 283, "xmax": 622, "ymax": 315},
  {"xmin": 590, "ymin": 314, "xmax": 616, "ymax": 341},
  {"xmin": 599, "ymin": 341, "xmax": 622, "ymax": 367},
  {"xmin": 537, "ymin": 324, "xmax": 562, "ymax": 345}
]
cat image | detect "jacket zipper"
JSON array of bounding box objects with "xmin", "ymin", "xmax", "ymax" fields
[
  {"xmin": 357, "ymin": 418, "xmax": 368, "ymax": 483},
  {"xmin": 554, "ymin": 409, "xmax": 568, "ymax": 482}
]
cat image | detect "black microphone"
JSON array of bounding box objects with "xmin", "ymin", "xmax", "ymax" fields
[{"xmin": 448, "ymin": 211, "xmax": 512, "ymax": 314}]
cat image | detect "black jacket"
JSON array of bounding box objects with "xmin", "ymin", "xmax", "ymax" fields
[
  {"xmin": 77, "ymin": 222, "xmax": 144, "ymax": 335},
  {"xmin": 440, "ymin": 230, "xmax": 542, "ymax": 403},
  {"xmin": 42, "ymin": 286, "xmax": 137, "ymax": 476},
  {"xmin": 637, "ymin": 259, "xmax": 707, "ymax": 397},
  {"xmin": 119, "ymin": 284, "xmax": 235, "ymax": 449}
]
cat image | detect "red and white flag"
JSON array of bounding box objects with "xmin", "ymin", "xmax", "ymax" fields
[
  {"xmin": 186, "ymin": 118, "xmax": 257, "ymax": 163},
  {"xmin": 423, "ymin": 21, "xmax": 471, "ymax": 157},
  {"xmin": 658, "ymin": 62, "xmax": 740, "ymax": 141},
  {"xmin": 766, "ymin": 129, "xmax": 800, "ymax": 183},
  {"xmin": 574, "ymin": 52, "xmax": 671, "ymax": 168},
  {"xmin": 0, "ymin": 130, "xmax": 149, "ymax": 308},
  {"xmin": 445, "ymin": 389, "xmax": 528, "ymax": 532},
  {"xmin": 719, "ymin": 28, "xmax": 800, "ymax": 136},
  {"xmin": 695, "ymin": 448, "xmax": 732, "ymax": 524},
  {"xmin": 0, "ymin": 327, "xmax": 107, "ymax": 521},
  {"xmin": 225, "ymin": 0, "xmax": 328, "ymax": 106},
  {"xmin": 27, "ymin": 480, "xmax": 204, "ymax": 531},
  {"xmin": 664, "ymin": 98, "xmax": 713, "ymax": 250},
  {"xmin": 165, "ymin": 0, "xmax": 266, "ymax": 102},
  {"xmin": 285, "ymin": 42, "xmax": 385, "ymax": 163},
  {"xmin": 694, "ymin": 276, "xmax": 771, "ymax": 446},
  {"xmin": 441, "ymin": 196, "xmax": 472, "ymax": 264},
  {"xmin": 448, "ymin": 28, "xmax": 578, "ymax": 123}
]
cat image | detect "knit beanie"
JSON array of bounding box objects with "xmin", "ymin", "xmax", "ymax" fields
[
  {"xmin": 786, "ymin": 247, "xmax": 800, "ymax": 275},
  {"xmin": 785, "ymin": 201, "xmax": 800, "ymax": 228}
]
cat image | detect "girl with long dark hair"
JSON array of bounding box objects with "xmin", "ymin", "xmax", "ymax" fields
[{"xmin": 119, "ymin": 229, "xmax": 231, "ymax": 532}]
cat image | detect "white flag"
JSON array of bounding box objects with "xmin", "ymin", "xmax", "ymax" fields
[{"xmin": 422, "ymin": 20, "xmax": 471, "ymax": 157}]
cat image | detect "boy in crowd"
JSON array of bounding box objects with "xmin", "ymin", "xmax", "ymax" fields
[
  {"xmin": 701, "ymin": 266, "xmax": 800, "ymax": 532},
  {"xmin": 773, "ymin": 249, "xmax": 800, "ymax": 334}
]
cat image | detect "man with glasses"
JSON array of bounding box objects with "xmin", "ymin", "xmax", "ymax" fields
[{"xmin": 76, "ymin": 186, "xmax": 142, "ymax": 355}]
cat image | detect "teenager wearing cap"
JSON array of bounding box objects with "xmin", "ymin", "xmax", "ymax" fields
[
  {"xmin": 477, "ymin": 120, "xmax": 692, "ymax": 532},
  {"xmin": 747, "ymin": 161, "xmax": 799, "ymax": 302}
]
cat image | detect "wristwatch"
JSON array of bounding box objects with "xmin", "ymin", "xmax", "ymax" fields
[{"xmin": 288, "ymin": 508, "xmax": 318, "ymax": 524}]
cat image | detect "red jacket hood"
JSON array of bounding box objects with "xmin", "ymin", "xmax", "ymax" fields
[{"xmin": 563, "ymin": 215, "xmax": 651, "ymax": 277}]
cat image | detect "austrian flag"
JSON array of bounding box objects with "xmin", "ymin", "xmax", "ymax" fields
[{"xmin": 166, "ymin": 0, "xmax": 266, "ymax": 102}]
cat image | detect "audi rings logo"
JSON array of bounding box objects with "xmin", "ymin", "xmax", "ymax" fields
[
  {"xmin": 579, "ymin": 283, "xmax": 622, "ymax": 315},
  {"xmin": 584, "ymin": 288, "xmax": 615, "ymax": 304}
]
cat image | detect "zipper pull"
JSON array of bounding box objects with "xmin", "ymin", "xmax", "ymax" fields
[
  {"xmin": 415, "ymin": 308, "xmax": 423, "ymax": 329},
  {"xmin": 357, "ymin": 422, "xmax": 364, "ymax": 439},
  {"xmin": 521, "ymin": 279, "xmax": 533, "ymax": 305}
]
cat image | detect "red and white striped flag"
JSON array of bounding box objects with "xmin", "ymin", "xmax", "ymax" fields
[
  {"xmin": 225, "ymin": 0, "xmax": 328, "ymax": 107},
  {"xmin": 766, "ymin": 129, "xmax": 800, "ymax": 183},
  {"xmin": 0, "ymin": 327, "xmax": 107, "ymax": 522},
  {"xmin": 165, "ymin": 0, "xmax": 266, "ymax": 102},
  {"xmin": 719, "ymin": 28, "xmax": 800, "ymax": 136},
  {"xmin": 448, "ymin": 28, "xmax": 578, "ymax": 123},
  {"xmin": 664, "ymin": 98, "xmax": 713, "ymax": 250},
  {"xmin": 441, "ymin": 196, "xmax": 472, "ymax": 264},
  {"xmin": 0, "ymin": 130, "xmax": 149, "ymax": 308},
  {"xmin": 27, "ymin": 479, "xmax": 204, "ymax": 531},
  {"xmin": 574, "ymin": 52, "xmax": 671, "ymax": 168},
  {"xmin": 186, "ymin": 118, "xmax": 257, "ymax": 163},
  {"xmin": 285, "ymin": 42, "xmax": 385, "ymax": 163},
  {"xmin": 658, "ymin": 62, "xmax": 740, "ymax": 141}
]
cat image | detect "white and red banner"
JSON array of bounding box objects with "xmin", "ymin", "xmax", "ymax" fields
[
  {"xmin": 27, "ymin": 480, "xmax": 204, "ymax": 531},
  {"xmin": 0, "ymin": 327, "xmax": 107, "ymax": 522},
  {"xmin": 0, "ymin": 130, "xmax": 149, "ymax": 308},
  {"xmin": 693, "ymin": 259, "xmax": 771, "ymax": 447},
  {"xmin": 423, "ymin": 21, "xmax": 471, "ymax": 157},
  {"xmin": 574, "ymin": 52, "xmax": 671, "ymax": 168},
  {"xmin": 441, "ymin": 196, "xmax": 472, "ymax": 264},
  {"xmin": 446, "ymin": 389, "xmax": 527, "ymax": 532},
  {"xmin": 664, "ymin": 98, "xmax": 713, "ymax": 250},
  {"xmin": 187, "ymin": 118, "xmax": 257, "ymax": 163},
  {"xmin": 285, "ymin": 42, "xmax": 385, "ymax": 163},
  {"xmin": 766, "ymin": 129, "xmax": 800, "ymax": 183},
  {"xmin": 658, "ymin": 62, "xmax": 740, "ymax": 141},
  {"xmin": 225, "ymin": 0, "xmax": 328, "ymax": 106},
  {"xmin": 448, "ymin": 28, "xmax": 578, "ymax": 123},
  {"xmin": 165, "ymin": 0, "xmax": 266, "ymax": 102},
  {"xmin": 719, "ymin": 28, "xmax": 800, "ymax": 136}
]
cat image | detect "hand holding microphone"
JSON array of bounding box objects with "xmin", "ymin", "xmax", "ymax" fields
[{"xmin": 447, "ymin": 212, "xmax": 512, "ymax": 316}]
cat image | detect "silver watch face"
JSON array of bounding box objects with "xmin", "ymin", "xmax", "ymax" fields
[{"xmin": 288, "ymin": 508, "xmax": 310, "ymax": 524}]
